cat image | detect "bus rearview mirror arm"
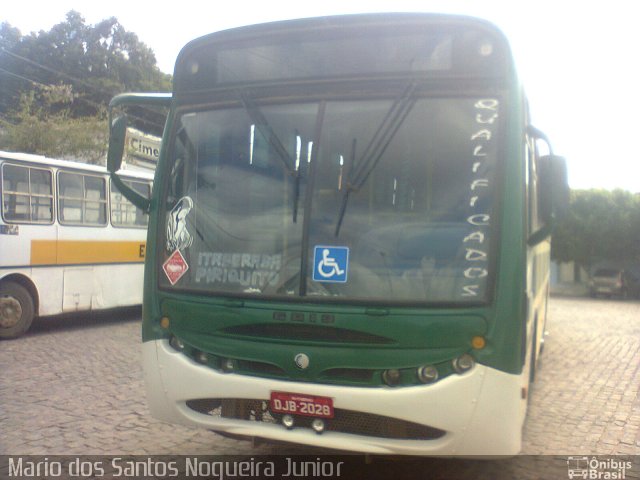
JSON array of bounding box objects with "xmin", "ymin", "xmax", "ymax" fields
[
  {"xmin": 107, "ymin": 115, "xmax": 151, "ymax": 213},
  {"xmin": 110, "ymin": 172, "xmax": 150, "ymax": 213}
]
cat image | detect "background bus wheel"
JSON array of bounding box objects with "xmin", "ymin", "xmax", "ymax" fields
[{"xmin": 0, "ymin": 282, "xmax": 35, "ymax": 339}]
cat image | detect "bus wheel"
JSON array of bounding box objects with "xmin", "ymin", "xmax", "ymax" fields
[{"xmin": 0, "ymin": 282, "xmax": 35, "ymax": 339}]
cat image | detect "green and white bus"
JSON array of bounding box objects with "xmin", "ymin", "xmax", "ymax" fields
[{"xmin": 107, "ymin": 13, "xmax": 568, "ymax": 456}]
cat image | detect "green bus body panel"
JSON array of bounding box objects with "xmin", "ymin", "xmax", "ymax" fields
[
  {"xmin": 160, "ymin": 298, "xmax": 487, "ymax": 376},
  {"xmin": 138, "ymin": 13, "xmax": 534, "ymax": 383},
  {"xmin": 488, "ymin": 84, "xmax": 528, "ymax": 375},
  {"xmin": 161, "ymin": 300, "xmax": 487, "ymax": 348}
]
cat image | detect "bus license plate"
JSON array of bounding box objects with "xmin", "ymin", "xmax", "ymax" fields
[{"xmin": 270, "ymin": 391, "xmax": 334, "ymax": 418}]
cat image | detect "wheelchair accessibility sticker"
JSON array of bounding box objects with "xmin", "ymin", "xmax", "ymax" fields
[{"xmin": 313, "ymin": 246, "xmax": 349, "ymax": 283}]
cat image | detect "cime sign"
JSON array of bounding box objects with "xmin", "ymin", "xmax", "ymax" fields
[{"xmin": 125, "ymin": 127, "xmax": 161, "ymax": 164}]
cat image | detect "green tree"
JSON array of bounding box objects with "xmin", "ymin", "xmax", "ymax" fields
[
  {"xmin": 1, "ymin": 84, "xmax": 107, "ymax": 163},
  {"xmin": 552, "ymin": 189, "xmax": 640, "ymax": 269},
  {"xmin": 1, "ymin": 11, "xmax": 170, "ymax": 117},
  {"xmin": 0, "ymin": 11, "xmax": 171, "ymax": 161}
]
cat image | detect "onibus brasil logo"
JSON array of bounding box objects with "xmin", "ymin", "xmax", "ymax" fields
[{"xmin": 567, "ymin": 457, "xmax": 633, "ymax": 479}]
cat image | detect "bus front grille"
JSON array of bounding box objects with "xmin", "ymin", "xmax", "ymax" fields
[
  {"xmin": 221, "ymin": 324, "xmax": 395, "ymax": 345},
  {"xmin": 186, "ymin": 398, "xmax": 445, "ymax": 441}
]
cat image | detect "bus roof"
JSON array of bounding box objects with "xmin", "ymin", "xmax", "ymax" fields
[
  {"xmin": 0, "ymin": 150, "xmax": 154, "ymax": 180},
  {"xmin": 173, "ymin": 13, "xmax": 512, "ymax": 93},
  {"xmin": 179, "ymin": 12, "xmax": 506, "ymax": 52}
]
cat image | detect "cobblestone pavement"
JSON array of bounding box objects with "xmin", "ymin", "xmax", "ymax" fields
[
  {"xmin": 522, "ymin": 297, "xmax": 640, "ymax": 456},
  {"xmin": 1, "ymin": 298, "xmax": 639, "ymax": 478}
]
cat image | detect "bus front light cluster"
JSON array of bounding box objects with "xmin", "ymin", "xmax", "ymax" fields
[{"xmin": 452, "ymin": 354, "xmax": 475, "ymax": 374}]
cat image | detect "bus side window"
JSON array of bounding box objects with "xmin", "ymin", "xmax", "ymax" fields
[
  {"xmin": 110, "ymin": 179, "xmax": 150, "ymax": 227},
  {"xmin": 30, "ymin": 168, "xmax": 54, "ymax": 222},
  {"xmin": 59, "ymin": 172, "xmax": 107, "ymax": 226},
  {"xmin": 1, "ymin": 163, "xmax": 53, "ymax": 223},
  {"xmin": 84, "ymin": 176, "xmax": 107, "ymax": 225},
  {"xmin": 133, "ymin": 182, "xmax": 151, "ymax": 226},
  {"xmin": 59, "ymin": 172, "xmax": 83, "ymax": 223}
]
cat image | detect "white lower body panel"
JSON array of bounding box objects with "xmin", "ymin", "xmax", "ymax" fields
[
  {"xmin": 0, "ymin": 264, "xmax": 143, "ymax": 317},
  {"xmin": 143, "ymin": 340, "xmax": 526, "ymax": 456}
]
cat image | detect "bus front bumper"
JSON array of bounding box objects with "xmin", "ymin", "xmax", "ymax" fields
[{"xmin": 142, "ymin": 339, "xmax": 526, "ymax": 456}]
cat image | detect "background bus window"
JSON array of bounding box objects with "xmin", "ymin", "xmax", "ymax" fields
[
  {"xmin": 84, "ymin": 175, "xmax": 107, "ymax": 224},
  {"xmin": 58, "ymin": 172, "xmax": 107, "ymax": 226},
  {"xmin": 111, "ymin": 179, "xmax": 150, "ymax": 227},
  {"xmin": 1, "ymin": 163, "xmax": 53, "ymax": 223}
]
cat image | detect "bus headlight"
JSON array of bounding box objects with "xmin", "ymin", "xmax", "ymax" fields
[
  {"xmin": 382, "ymin": 369, "xmax": 401, "ymax": 386},
  {"xmin": 169, "ymin": 335, "xmax": 185, "ymax": 352},
  {"xmin": 221, "ymin": 358, "xmax": 236, "ymax": 373},
  {"xmin": 194, "ymin": 351, "xmax": 208, "ymax": 365},
  {"xmin": 452, "ymin": 354, "xmax": 475, "ymax": 374},
  {"xmin": 417, "ymin": 365, "xmax": 439, "ymax": 384}
]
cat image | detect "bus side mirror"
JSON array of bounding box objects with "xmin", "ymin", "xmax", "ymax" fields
[
  {"xmin": 106, "ymin": 92, "xmax": 171, "ymax": 214},
  {"xmin": 538, "ymin": 154, "xmax": 569, "ymax": 223},
  {"xmin": 107, "ymin": 115, "xmax": 127, "ymax": 174},
  {"xmin": 107, "ymin": 114, "xmax": 151, "ymax": 212},
  {"xmin": 528, "ymin": 154, "xmax": 569, "ymax": 246}
]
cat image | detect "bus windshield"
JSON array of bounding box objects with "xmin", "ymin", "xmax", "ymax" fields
[{"xmin": 161, "ymin": 93, "xmax": 499, "ymax": 304}]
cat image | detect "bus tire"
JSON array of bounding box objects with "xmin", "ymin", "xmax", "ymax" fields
[{"xmin": 0, "ymin": 281, "xmax": 35, "ymax": 339}]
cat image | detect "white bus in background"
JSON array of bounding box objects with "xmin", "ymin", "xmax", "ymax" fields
[{"xmin": 0, "ymin": 150, "xmax": 153, "ymax": 339}]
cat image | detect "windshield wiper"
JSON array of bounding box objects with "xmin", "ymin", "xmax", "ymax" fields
[
  {"xmin": 239, "ymin": 92, "xmax": 296, "ymax": 174},
  {"xmin": 334, "ymin": 138, "xmax": 357, "ymax": 236},
  {"xmin": 239, "ymin": 92, "xmax": 302, "ymax": 222},
  {"xmin": 334, "ymin": 82, "xmax": 418, "ymax": 236}
]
